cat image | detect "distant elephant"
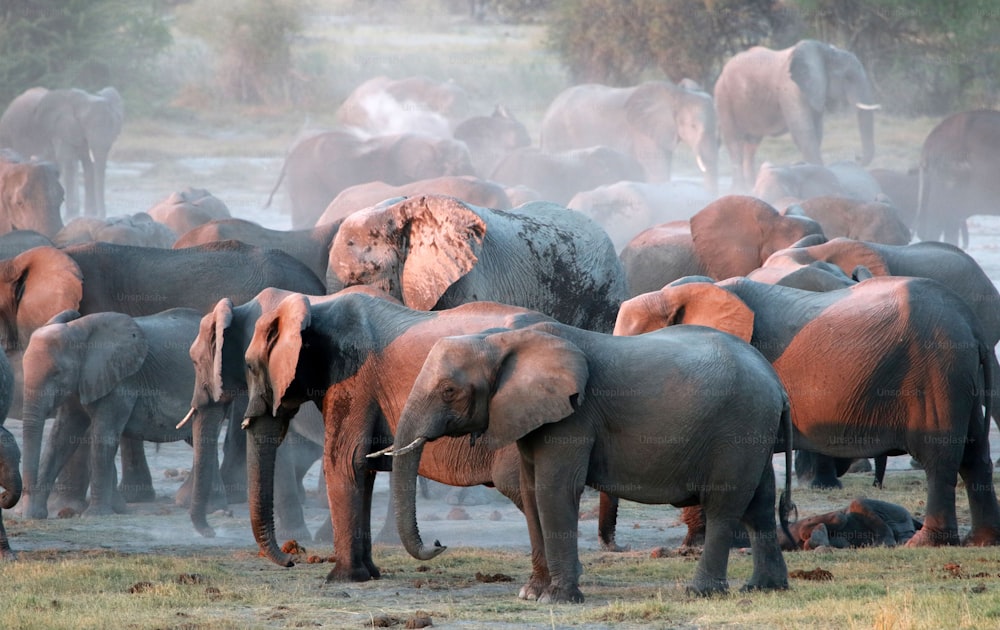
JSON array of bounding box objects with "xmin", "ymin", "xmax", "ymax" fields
[
  {"xmin": 267, "ymin": 130, "xmax": 476, "ymax": 228},
  {"xmin": 784, "ymin": 197, "xmax": 910, "ymax": 245},
  {"xmin": 780, "ymin": 498, "xmax": 923, "ymax": 550},
  {"xmin": 0, "ymin": 351, "xmax": 18, "ymax": 559},
  {"xmin": 173, "ymin": 219, "xmax": 342, "ymax": 285},
  {"xmin": 146, "ymin": 188, "xmax": 232, "ymax": 236},
  {"xmin": 335, "ymin": 75, "xmax": 470, "ymax": 137},
  {"xmin": 869, "ymin": 167, "xmax": 919, "ymax": 228},
  {"xmin": 19, "ymin": 308, "xmax": 228, "ymax": 518},
  {"xmin": 618, "ymin": 195, "xmax": 824, "ymax": 297},
  {"xmin": 452, "ymin": 105, "xmax": 532, "ymax": 178},
  {"xmin": 615, "ymin": 276, "xmax": 1000, "ymax": 546},
  {"xmin": 385, "ymin": 322, "xmax": 793, "ymax": 601},
  {"xmin": 540, "ymin": 80, "xmax": 719, "ymax": 192},
  {"xmin": 752, "ymin": 161, "xmax": 882, "ymax": 205},
  {"xmin": 55, "ymin": 213, "xmax": 177, "ymax": 248},
  {"xmin": 567, "ymin": 180, "xmax": 714, "ymax": 252},
  {"xmin": 916, "ymin": 110, "xmax": 1000, "ymax": 246},
  {"xmin": 317, "ymin": 175, "xmax": 511, "ymax": 225},
  {"xmin": 715, "ymin": 40, "xmax": 879, "ymax": 190},
  {"xmin": 326, "ymin": 194, "xmax": 627, "ymax": 332},
  {"xmin": 0, "ymin": 151, "xmax": 64, "ymax": 238},
  {"xmin": 0, "ymin": 86, "xmax": 124, "ymax": 218}
]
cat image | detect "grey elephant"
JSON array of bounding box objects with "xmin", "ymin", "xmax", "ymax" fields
[
  {"xmin": 489, "ymin": 146, "xmax": 646, "ymax": 206},
  {"xmin": 0, "ymin": 151, "xmax": 64, "ymax": 238},
  {"xmin": 869, "ymin": 167, "xmax": 919, "ymax": 229},
  {"xmin": 0, "ymin": 350, "xmax": 19, "ymax": 559},
  {"xmin": 326, "ymin": 194, "xmax": 628, "ymax": 332},
  {"xmin": 715, "ymin": 40, "xmax": 880, "ymax": 190},
  {"xmin": 752, "ymin": 161, "xmax": 883, "ymax": 205},
  {"xmin": 916, "ymin": 109, "xmax": 1000, "ymax": 246},
  {"xmin": 0, "ymin": 230, "xmax": 53, "ymax": 260},
  {"xmin": 452, "ymin": 105, "xmax": 532, "ymax": 178},
  {"xmin": 19, "ymin": 308, "xmax": 228, "ymax": 518},
  {"xmin": 783, "ymin": 197, "xmax": 910, "ymax": 245},
  {"xmin": 539, "ymin": 80, "xmax": 718, "ymax": 192},
  {"xmin": 55, "ymin": 213, "xmax": 178, "ymax": 248},
  {"xmin": 266, "ymin": 129, "xmax": 476, "ymax": 229},
  {"xmin": 0, "ymin": 86, "xmax": 124, "ymax": 218},
  {"xmin": 335, "ymin": 75, "xmax": 470, "ymax": 137},
  {"xmin": 384, "ymin": 322, "xmax": 794, "ymax": 601},
  {"xmin": 145, "ymin": 188, "xmax": 232, "ymax": 236}
]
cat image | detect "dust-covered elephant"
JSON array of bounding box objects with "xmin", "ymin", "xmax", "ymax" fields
[
  {"xmin": 0, "ymin": 151, "xmax": 64, "ymax": 238},
  {"xmin": 715, "ymin": 40, "xmax": 879, "ymax": 190},
  {"xmin": 145, "ymin": 188, "xmax": 232, "ymax": 236},
  {"xmin": 335, "ymin": 75, "xmax": 470, "ymax": 137},
  {"xmin": 55, "ymin": 213, "xmax": 177, "ymax": 248},
  {"xmin": 783, "ymin": 197, "xmax": 910, "ymax": 245},
  {"xmin": 452, "ymin": 105, "xmax": 532, "ymax": 178}
]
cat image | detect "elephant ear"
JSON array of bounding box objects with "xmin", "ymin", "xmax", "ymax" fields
[
  {"xmin": 482, "ymin": 328, "xmax": 589, "ymax": 449},
  {"xmin": 813, "ymin": 238, "xmax": 891, "ymax": 278},
  {"xmin": 11, "ymin": 246, "xmax": 83, "ymax": 349},
  {"xmin": 690, "ymin": 196, "xmax": 776, "ymax": 280},
  {"xmin": 79, "ymin": 313, "xmax": 148, "ymax": 405},
  {"xmin": 789, "ymin": 41, "xmax": 827, "ymax": 113},
  {"xmin": 616, "ymin": 282, "xmax": 754, "ymax": 342},
  {"xmin": 192, "ymin": 298, "xmax": 234, "ymax": 403},
  {"xmin": 624, "ymin": 82, "xmax": 677, "ymax": 142},
  {"xmin": 250, "ymin": 293, "xmax": 310, "ymax": 415},
  {"xmin": 396, "ymin": 195, "xmax": 485, "ymax": 311}
]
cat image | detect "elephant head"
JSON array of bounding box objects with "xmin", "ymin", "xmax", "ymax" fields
[
  {"xmin": 613, "ymin": 280, "xmax": 754, "ymax": 341},
  {"xmin": 752, "ymin": 162, "xmax": 846, "ymax": 204},
  {"xmin": 452, "ymin": 105, "xmax": 532, "ymax": 178},
  {"xmin": 20, "ymin": 310, "xmax": 147, "ymax": 517},
  {"xmin": 0, "ymin": 246, "xmax": 84, "ymax": 352},
  {"xmin": 0, "ymin": 425, "xmax": 21, "ymax": 511},
  {"xmin": 790, "ymin": 40, "xmax": 878, "ymax": 165},
  {"xmin": 0, "ymin": 153, "xmax": 65, "ymax": 238},
  {"xmin": 384, "ymin": 327, "xmax": 588, "ymax": 561},
  {"xmin": 762, "ymin": 238, "xmax": 892, "ymax": 280},
  {"xmin": 391, "ymin": 135, "xmax": 475, "ymax": 183},
  {"xmin": 688, "ymin": 195, "xmax": 825, "ymax": 280},
  {"xmin": 327, "ymin": 195, "xmax": 486, "ymax": 310}
]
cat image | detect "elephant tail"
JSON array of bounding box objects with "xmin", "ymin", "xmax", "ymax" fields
[
  {"xmin": 264, "ymin": 155, "xmax": 290, "ymax": 209},
  {"xmin": 777, "ymin": 397, "xmax": 797, "ymax": 547},
  {"xmin": 980, "ymin": 341, "xmax": 993, "ymax": 435}
]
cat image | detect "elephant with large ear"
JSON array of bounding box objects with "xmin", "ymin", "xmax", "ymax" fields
[
  {"xmin": 0, "ymin": 151, "xmax": 64, "ymax": 238},
  {"xmin": 540, "ymin": 80, "xmax": 719, "ymax": 193},
  {"xmin": 615, "ymin": 275, "xmax": 1000, "ymax": 546},
  {"xmin": 618, "ymin": 195, "xmax": 825, "ymax": 297},
  {"xmin": 452, "ymin": 105, "xmax": 532, "ymax": 178},
  {"xmin": 916, "ymin": 109, "xmax": 1000, "ymax": 246},
  {"xmin": 266, "ymin": 130, "xmax": 476, "ymax": 229},
  {"xmin": 326, "ymin": 194, "xmax": 627, "ymax": 332},
  {"xmin": 715, "ymin": 40, "xmax": 879, "ymax": 191},
  {"xmin": 385, "ymin": 323, "xmax": 793, "ymax": 602},
  {"xmin": 19, "ymin": 308, "xmax": 229, "ymax": 519},
  {"xmin": 0, "ymin": 86, "xmax": 124, "ymax": 218}
]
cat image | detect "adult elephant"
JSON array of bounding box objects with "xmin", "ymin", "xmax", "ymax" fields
[
  {"xmin": 146, "ymin": 188, "xmax": 232, "ymax": 236},
  {"xmin": 489, "ymin": 146, "xmax": 645, "ymax": 206},
  {"xmin": 0, "ymin": 230, "xmax": 53, "ymax": 260},
  {"xmin": 0, "ymin": 151, "xmax": 64, "ymax": 238},
  {"xmin": 539, "ymin": 80, "xmax": 718, "ymax": 193},
  {"xmin": 618, "ymin": 195, "xmax": 824, "ymax": 297},
  {"xmin": 335, "ymin": 75, "xmax": 469, "ymax": 136},
  {"xmin": 784, "ymin": 197, "xmax": 910, "ymax": 245},
  {"xmin": 752, "ymin": 161, "xmax": 883, "ymax": 205},
  {"xmin": 55, "ymin": 213, "xmax": 177, "ymax": 248},
  {"xmin": 0, "ymin": 86, "xmax": 124, "ymax": 218},
  {"xmin": 267, "ymin": 129, "xmax": 476, "ymax": 229},
  {"xmin": 615, "ymin": 276, "xmax": 1000, "ymax": 546},
  {"xmin": 916, "ymin": 110, "xmax": 1000, "ymax": 245},
  {"xmin": 384, "ymin": 322, "xmax": 793, "ymax": 601},
  {"xmin": 452, "ymin": 106, "xmax": 532, "ymax": 178},
  {"xmin": 869, "ymin": 167, "xmax": 919, "ymax": 228},
  {"xmin": 0, "ymin": 351, "xmax": 18, "ymax": 560},
  {"xmin": 715, "ymin": 40, "xmax": 880, "ymax": 190},
  {"xmin": 326, "ymin": 194, "xmax": 627, "ymax": 332}
]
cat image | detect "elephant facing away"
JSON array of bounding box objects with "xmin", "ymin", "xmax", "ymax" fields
[
  {"xmin": 540, "ymin": 80, "xmax": 719, "ymax": 192},
  {"xmin": 0, "ymin": 151, "xmax": 64, "ymax": 238},
  {"xmin": 384, "ymin": 323, "xmax": 793, "ymax": 602},
  {"xmin": 55, "ymin": 213, "xmax": 177, "ymax": 248},
  {"xmin": 145, "ymin": 188, "xmax": 232, "ymax": 236},
  {"xmin": 715, "ymin": 40, "xmax": 879, "ymax": 190}
]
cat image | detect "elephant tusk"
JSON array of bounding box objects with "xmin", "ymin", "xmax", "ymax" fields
[
  {"xmin": 386, "ymin": 436, "xmax": 427, "ymax": 457},
  {"xmin": 696, "ymin": 155, "xmax": 708, "ymax": 173},
  {"xmin": 241, "ymin": 417, "xmax": 253, "ymax": 430},
  {"xmin": 176, "ymin": 408, "xmax": 196, "ymax": 430},
  {"xmin": 366, "ymin": 444, "xmax": 396, "ymax": 458},
  {"xmin": 856, "ymin": 102, "xmax": 882, "ymax": 111}
]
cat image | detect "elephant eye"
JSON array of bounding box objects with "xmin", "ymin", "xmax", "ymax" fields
[
  {"xmin": 346, "ymin": 239, "xmax": 354, "ymax": 247},
  {"xmin": 440, "ymin": 383, "xmax": 459, "ymax": 402}
]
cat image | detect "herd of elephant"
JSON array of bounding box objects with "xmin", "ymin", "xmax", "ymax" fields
[{"xmin": 0, "ymin": 35, "xmax": 998, "ymax": 605}]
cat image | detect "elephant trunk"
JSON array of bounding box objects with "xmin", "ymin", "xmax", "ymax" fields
[
  {"xmin": 19, "ymin": 382, "xmax": 56, "ymax": 514},
  {"xmin": 0, "ymin": 467, "xmax": 22, "ymax": 510},
  {"xmin": 246, "ymin": 415, "xmax": 295, "ymax": 567},
  {"xmin": 188, "ymin": 406, "xmax": 222, "ymax": 538},
  {"xmin": 389, "ymin": 416, "xmax": 448, "ymax": 561}
]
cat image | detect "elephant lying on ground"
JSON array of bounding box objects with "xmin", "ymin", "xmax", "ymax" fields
[
  {"xmin": 780, "ymin": 498, "xmax": 922, "ymax": 550},
  {"xmin": 384, "ymin": 322, "xmax": 794, "ymax": 601}
]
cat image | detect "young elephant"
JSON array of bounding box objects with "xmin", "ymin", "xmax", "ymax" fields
[
  {"xmin": 384, "ymin": 323, "xmax": 794, "ymax": 602},
  {"xmin": 0, "ymin": 351, "xmax": 20, "ymax": 559},
  {"xmin": 780, "ymin": 498, "xmax": 923, "ymax": 550}
]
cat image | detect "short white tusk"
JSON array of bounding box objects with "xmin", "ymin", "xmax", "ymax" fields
[
  {"xmin": 241, "ymin": 417, "xmax": 253, "ymax": 430},
  {"xmin": 366, "ymin": 444, "xmax": 396, "ymax": 458},
  {"xmin": 856, "ymin": 102, "xmax": 881, "ymax": 111},
  {"xmin": 386, "ymin": 436, "xmax": 427, "ymax": 457},
  {"xmin": 696, "ymin": 155, "xmax": 708, "ymax": 173},
  {"xmin": 176, "ymin": 408, "xmax": 196, "ymax": 430}
]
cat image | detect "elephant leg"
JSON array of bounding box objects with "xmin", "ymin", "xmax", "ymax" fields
[
  {"xmin": 324, "ymin": 454, "xmax": 380, "ymax": 582},
  {"xmin": 809, "ymin": 453, "xmax": 843, "ymax": 489},
  {"xmin": 873, "ymin": 454, "xmax": 887, "ymax": 488},
  {"xmin": 739, "ymin": 140, "xmax": 760, "ymax": 191},
  {"xmin": 57, "ymin": 152, "xmax": 80, "ymax": 217},
  {"xmin": 516, "ymin": 456, "xmax": 556, "ymax": 602},
  {"xmin": 86, "ymin": 430, "xmax": 125, "ymax": 516},
  {"xmin": 119, "ymin": 436, "xmax": 154, "ymax": 503},
  {"xmin": 0, "ymin": 513, "xmax": 13, "ymax": 560},
  {"xmin": 34, "ymin": 407, "xmax": 90, "ymax": 519},
  {"xmin": 688, "ymin": 509, "xmax": 738, "ymax": 596},
  {"xmin": 740, "ymin": 462, "xmax": 788, "ymax": 592},
  {"xmin": 597, "ymin": 493, "xmax": 628, "ymax": 551},
  {"xmin": 531, "ymin": 455, "xmax": 585, "ymax": 604},
  {"xmin": 906, "ymin": 462, "xmax": 961, "ymax": 546},
  {"xmin": 273, "ymin": 437, "xmax": 312, "ymax": 544},
  {"xmin": 80, "ymin": 155, "xmax": 97, "ymax": 217},
  {"xmin": 788, "ymin": 109, "xmax": 824, "ymax": 165},
  {"xmin": 958, "ymin": 428, "xmax": 1000, "ymax": 545},
  {"xmin": 313, "ymin": 472, "xmax": 333, "ymax": 542},
  {"xmin": 220, "ymin": 400, "xmax": 248, "ymax": 504},
  {"xmin": 374, "ymin": 472, "xmax": 401, "ymax": 545}
]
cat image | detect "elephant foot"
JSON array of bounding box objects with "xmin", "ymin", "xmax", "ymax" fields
[
  {"xmin": 313, "ymin": 519, "xmax": 334, "ymax": 543},
  {"xmin": 742, "ymin": 571, "xmax": 790, "ymax": 592},
  {"xmin": 325, "ymin": 562, "xmax": 380, "ymax": 583},
  {"xmin": 685, "ymin": 576, "xmax": 729, "ymax": 597},
  {"xmin": 809, "ymin": 477, "xmax": 843, "ymax": 490},
  {"xmin": 119, "ymin": 483, "xmax": 155, "ymax": 503},
  {"xmin": 905, "ymin": 526, "xmax": 961, "ymax": 547},
  {"xmin": 847, "ymin": 458, "xmax": 872, "ymax": 473},
  {"xmin": 962, "ymin": 526, "xmax": 1000, "ymax": 546},
  {"xmin": 83, "ymin": 503, "xmax": 117, "ymax": 517},
  {"xmin": 224, "ymin": 483, "xmax": 248, "ymax": 505},
  {"xmin": 537, "ymin": 583, "xmax": 584, "ymax": 604},
  {"xmin": 518, "ymin": 575, "xmax": 551, "ymax": 601},
  {"xmin": 599, "ymin": 539, "xmax": 631, "ymax": 552}
]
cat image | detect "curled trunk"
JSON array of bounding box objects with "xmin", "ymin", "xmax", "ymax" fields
[
  {"xmin": 390, "ymin": 426, "xmax": 447, "ymax": 561},
  {"xmin": 246, "ymin": 416, "xmax": 295, "ymax": 567}
]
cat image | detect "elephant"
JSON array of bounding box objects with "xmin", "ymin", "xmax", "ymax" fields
[
  {"xmin": 614, "ymin": 275, "xmax": 1000, "ymax": 546},
  {"xmin": 0, "ymin": 86, "xmax": 124, "ymax": 218},
  {"xmin": 715, "ymin": 40, "xmax": 880, "ymax": 190},
  {"xmin": 488, "ymin": 145, "xmax": 646, "ymax": 206},
  {"xmin": 145, "ymin": 188, "xmax": 232, "ymax": 236},
  {"xmin": 916, "ymin": 109, "xmax": 1000, "ymax": 246},
  {"xmin": 317, "ymin": 175, "xmax": 511, "ymax": 226},
  {"xmin": 783, "ymin": 197, "xmax": 911, "ymax": 245},
  {"xmin": 0, "ymin": 151, "xmax": 64, "ymax": 238},
  {"xmin": 326, "ymin": 194, "xmax": 628, "ymax": 333},
  {"xmin": 0, "ymin": 351, "xmax": 18, "ymax": 560},
  {"xmin": 266, "ymin": 129, "xmax": 476, "ymax": 229},
  {"xmin": 55, "ymin": 213, "xmax": 178, "ymax": 248},
  {"xmin": 452, "ymin": 105, "xmax": 532, "ymax": 178},
  {"xmin": 618, "ymin": 195, "xmax": 824, "ymax": 297},
  {"xmin": 383, "ymin": 322, "xmax": 794, "ymax": 601},
  {"xmin": 746, "ymin": 258, "xmax": 858, "ymax": 292},
  {"xmin": 567, "ymin": 180, "xmax": 715, "ymax": 252},
  {"xmin": 0, "ymin": 230, "xmax": 53, "ymax": 260},
  {"xmin": 539, "ymin": 80, "xmax": 719, "ymax": 192},
  {"xmin": 19, "ymin": 308, "xmax": 229, "ymax": 519},
  {"xmin": 869, "ymin": 167, "xmax": 919, "ymax": 228},
  {"xmin": 779, "ymin": 499, "xmax": 923, "ymax": 550},
  {"xmin": 752, "ymin": 160, "xmax": 883, "ymax": 205},
  {"xmin": 335, "ymin": 75, "xmax": 470, "ymax": 137},
  {"xmin": 173, "ymin": 219, "xmax": 342, "ymax": 286}
]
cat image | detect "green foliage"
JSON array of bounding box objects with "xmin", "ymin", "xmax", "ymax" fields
[{"xmin": 0, "ymin": 0, "xmax": 172, "ymax": 108}]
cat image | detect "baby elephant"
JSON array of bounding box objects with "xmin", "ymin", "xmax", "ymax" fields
[
  {"xmin": 781, "ymin": 498, "xmax": 923, "ymax": 551},
  {"xmin": 0, "ymin": 424, "xmax": 21, "ymax": 559},
  {"xmin": 383, "ymin": 322, "xmax": 794, "ymax": 602}
]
